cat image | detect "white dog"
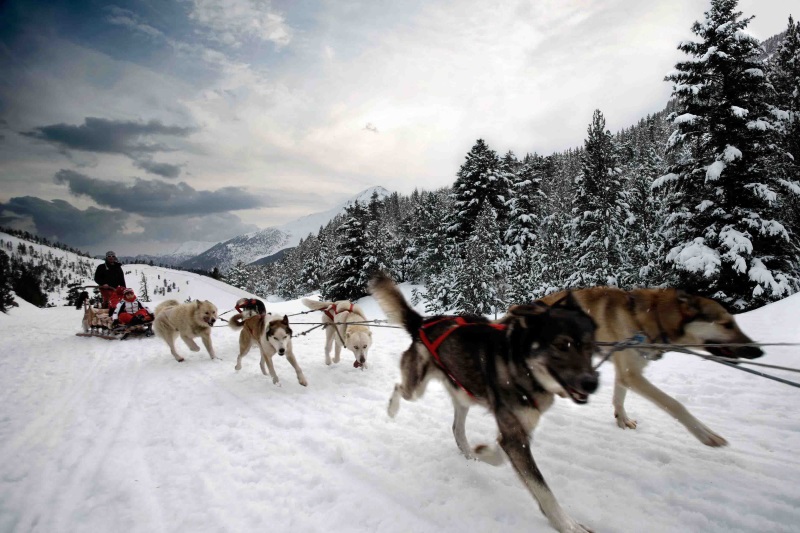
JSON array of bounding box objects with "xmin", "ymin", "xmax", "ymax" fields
[
  {"xmin": 301, "ymin": 298, "xmax": 372, "ymax": 368},
  {"xmin": 154, "ymin": 299, "xmax": 218, "ymax": 362}
]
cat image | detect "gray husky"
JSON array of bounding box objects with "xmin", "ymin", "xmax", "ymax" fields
[{"xmin": 369, "ymin": 274, "xmax": 599, "ymax": 533}]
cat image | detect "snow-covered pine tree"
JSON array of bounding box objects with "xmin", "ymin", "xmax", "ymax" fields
[
  {"xmin": 619, "ymin": 117, "xmax": 670, "ymax": 287},
  {"xmin": 223, "ymin": 262, "xmax": 250, "ymax": 293},
  {"xmin": 321, "ymin": 201, "xmax": 370, "ymax": 301},
  {"xmin": 138, "ymin": 273, "xmax": 150, "ymax": 302},
  {"xmin": 566, "ymin": 109, "xmax": 626, "ymax": 288},
  {"xmin": 448, "ymin": 139, "xmax": 510, "ymax": 243},
  {"xmin": 363, "ymin": 190, "xmax": 391, "ymax": 279},
  {"xmin": 767, "ymin": 16, "xmax": 800, "ymax": 236},
  {"xmin": 446, "ymin": 203, "xmax": 507, "ymax": 315},
  {"xmin": 660, "ymin": 0, "xmax": 799, "ymax": 309},
  {"xmin": 504, "ymin": 153, "xmax": 548, "ymax": 303},
  {"xmin": 0, "ymin": 250, "xmax": 17, "ymax": 313}
]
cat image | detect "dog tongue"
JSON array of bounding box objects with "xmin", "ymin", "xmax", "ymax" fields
[{"xmin": 353, "ymin": 360, "xmax": 361, "ymax": 368}]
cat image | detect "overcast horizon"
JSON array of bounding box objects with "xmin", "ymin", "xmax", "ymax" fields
[{"xmin": 0, "ymin": 0, "xmax": 794, "ymax": 256}]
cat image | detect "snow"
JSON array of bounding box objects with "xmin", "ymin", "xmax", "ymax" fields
[
  {"xmin": 668, "ymin": 237, "xmax": 720, "ymax": 277},
  {"xmin": 2, "ymin": 268, "xmax": 800, "ymax": 533},
  {"xmin": 706, "ymin": 160, "xmax": 726, "ymax": 181}
]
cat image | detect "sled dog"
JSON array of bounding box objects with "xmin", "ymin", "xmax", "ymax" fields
[
  {"xmin": 540, "ymin": 287, "xmax": 763, "ymax": 447},
  {"xmin": 301, "ymin": 298, "xmax": 372, "ymax": 368},
  {"xmin": 369, "ymin": 274, "xmax": 599, "ymax": 533},
  {"xmin": 230, "ymin": 311, "xmax": 307, "ymax": 387},
  {"xmin": 154, "ymin": 299, "xmax": 218, "ymax": 362}
]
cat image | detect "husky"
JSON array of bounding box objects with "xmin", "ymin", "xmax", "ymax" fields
[
  {"xmin": 154, "ymin": 299, "xmax": 218, "ymax": 362},
  {"xmin": 301, "ymin": 298, "xmax": 372, "ymax": 368},
  {"xmin": 369, "ymin": 274, "xmax": 599, "ymax": 533},
  {"xmin": 230, "ymin": 310, "xmax": 307, "ymax": 387},
  {"xmin": 540, "ymin": 287, "xmax": 763, "ymax": 447}
]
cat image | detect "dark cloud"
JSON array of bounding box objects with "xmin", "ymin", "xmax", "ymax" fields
[
  {"xmin": 22, "ymin": 117, "xmax": 195, "ymax": 177},
  {"xmin": 133, "ymin": 158, "xmax": 183, "ymax": 178},
  {"xmin": 54, "ymin": 169, "xmax": 267, "ymax": 217},
  {"xmin": 0, "ymin": 196, "xmax": 127, "ymax": 247}
]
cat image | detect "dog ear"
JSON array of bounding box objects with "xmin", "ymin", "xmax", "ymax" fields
[
  {"xmin": 676, "ymin": 289, "xmax": 701, "ymax": 319},
  {"xmin": 282, "ymin": 315, "xmax": 289, "ymax": 325},
  {"xmin": 196, "ymin": 300, "xmax": 202, "ymax": 308},
  {"xmin": 508, "ymin": 302, "xmax": 549, "ymax": 317},
  {"xmin": 549, "ymin": 290, "xmax": 582, "ymax": 312}
]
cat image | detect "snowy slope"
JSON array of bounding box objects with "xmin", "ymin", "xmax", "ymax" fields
[{"xmin": 1, "ymin": 268, "xmax": 799, "ymax": 533}]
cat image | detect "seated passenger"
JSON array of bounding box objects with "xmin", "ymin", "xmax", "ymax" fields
[{"xmin": 112, "ymin": 288, "xmax": 153, "ymax": 326}]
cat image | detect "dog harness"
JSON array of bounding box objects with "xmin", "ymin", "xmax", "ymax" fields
[
  {"xmin": 323, "ymin": 302, "xmax": 363, "ymax": 321},
  {"xmin": 419, "ymin": 317, "xmax": 507, "ymax": 400}
]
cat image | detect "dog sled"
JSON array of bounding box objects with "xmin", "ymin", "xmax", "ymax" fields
[{"xmin": 76, "ymin": 286, "xmax": 155, "ymax": 341}]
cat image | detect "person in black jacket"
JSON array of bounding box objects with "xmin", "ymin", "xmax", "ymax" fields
[{"xmin": 94, "ymin": 250, "xmax": 127, "ymax": 308}]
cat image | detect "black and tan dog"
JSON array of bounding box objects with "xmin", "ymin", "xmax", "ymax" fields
[
  {"xmin": 229, "ymin": 298, "xmax": 307, "ymax": 387},
  {"xmin": 541, "ymin": 287, "xmax": 763, "ymax": 447},
  {"xmin": 369, "ymin": 274, "xmax": 599, "ymax": 533}
]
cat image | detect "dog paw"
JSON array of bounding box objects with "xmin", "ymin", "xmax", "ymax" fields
[
  {"xmin": 695, "ymin": 426, "xmax": 728, "ymax": 447},
  {"xmin": 190, "ymin": 345, "xmax": 200, "ymax": 352},
  {"xmin": 473, "ymin": 444, "xmax": 506, "ymax": 466},
  {"xmin": 325, "ymin": 357, "xmax": 332, "ymax": 366},
  {"xmin": 176, "ymin": 356, "xmax": 185, "ymax": 362},
  {"xmin": 272, "ymin": 377, "xmax": 281, "ymax": 385},
  {"xmin": 614, "ymin": 412, "xmax": 637, "ymax": 429},
  {"xmin": 387, "ymin": 396, "xmax": 400, "ymax": 418},
  {"xmin": 235, "ymin": 364, "xmax": 241, "ymax": 371},
  {"xmin": 298, "ymin": 378, "xmax": 308, "ymax": 387}
]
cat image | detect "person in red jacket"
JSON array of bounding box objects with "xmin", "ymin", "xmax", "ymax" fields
[{"xmin": 112, "ymin": 288, "xmax": 153, "ymax": 326}]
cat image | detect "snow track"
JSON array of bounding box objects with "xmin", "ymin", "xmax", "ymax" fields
[{"xmin": 1, "ymin": 293, "xmax": 800, "ymax": 533}]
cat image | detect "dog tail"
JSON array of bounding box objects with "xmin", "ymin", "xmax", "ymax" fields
[
  {"xmin": 228, "ymin": 313, "xmax": 246, "ymax": 330},
  {"xmin": 368, "ymin": 273, "xmax": 422, "ymax": 337},
  {"xmin": 301, "ymin": 298, "xmax": 336, "ymax": 311},
  {"xmin": 75, "ymin": 291, "xmax": 90, "ymax": 309}
]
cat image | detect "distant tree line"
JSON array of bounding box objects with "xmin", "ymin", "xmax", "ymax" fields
[{"xmin": 224, "ymin": 2, "xmax": 800, "ymax": 313}]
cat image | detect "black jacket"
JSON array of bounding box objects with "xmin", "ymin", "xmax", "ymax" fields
[{"xmin": 94, "ymin": 261, "xmax": 127, "ymax": 289}]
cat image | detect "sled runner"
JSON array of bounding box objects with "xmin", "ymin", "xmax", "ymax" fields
[{"xmin": 76, "ymin": 286, "xmax": 154, "ymax": 341}]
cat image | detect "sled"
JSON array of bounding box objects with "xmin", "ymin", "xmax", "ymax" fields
[{"xmin": 77, "ymin": 292, "xmax": 154, "ymax": 341}]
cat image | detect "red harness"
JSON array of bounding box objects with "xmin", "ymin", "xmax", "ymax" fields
[
  {"xmin": 324, "ymin": 303, "xmax": 358, "ymax": 321},
  {"xmin": 419, "ymin": 317, "xmax": 507, "ymax": 399}
]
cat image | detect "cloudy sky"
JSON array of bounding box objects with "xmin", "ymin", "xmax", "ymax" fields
[{"xmin": 0, "ymin": 0, "xmax": 794, "ymax": 256}]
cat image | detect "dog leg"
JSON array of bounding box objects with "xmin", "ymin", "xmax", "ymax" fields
[
  {"xmin": 166, "ymin": 332, "xmax": 184, "ymax": 362},
  {"xmin": 496, "ymin": 407, "xmax": 592, "ymax": 533},
  {"xmin": 200, "ymin": 334, "xmax": 216, "ymax": 360},
  {"xmin": 261, "ymin": 352, "xmax": 281, "ymax": 385},
  {"xmin": 622, "ymin": 370, "xmax": 727, "ymax": 447},
  {"xmin": 235, "ymin": 340, "xmax": 252, "ymax": 371},
  {"xmin": 324, "ymin": 327, "xmax": 334, "ymax": 365},
  {"xmin": 181, "ymin": 334, "xmax": 201, "ymax": 352},
  {"xmin": 285, "ymin": 348, "xmax": 308, "ymax": 386},
  {"xmin": 613, "ymin": 380, "xmax": 637, "ymax": 429},
  {"xmin": 388, "ymin": 348, "xmax": 430, "ymax": 418},
  {"xmin": 333, "ymin": 325, "xmax": 343, "ymax": 364}
]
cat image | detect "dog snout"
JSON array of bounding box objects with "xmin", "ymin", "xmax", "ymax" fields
[
  {"xmin": 739, "ymin": 345, "xmax": 764, "ymax": 359},
  {"xmin": 278, "ymin": 348, "xmax": 286, "ymax": 356},
  {"xmin": 359, "ymin": 355, "xmax": 366, "ymax": 363},
  {"xmin": 208, "ymin": 318, "xmax": 216, "ymax": 325},
  {"xmin": 580, "ymin": 372, "xmax": 599, "ymax": 394}
]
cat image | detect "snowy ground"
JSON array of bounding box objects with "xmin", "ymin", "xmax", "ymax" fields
[{"xmin": 1, "ymin": 270, "xmax": 799, "ymax": 533}]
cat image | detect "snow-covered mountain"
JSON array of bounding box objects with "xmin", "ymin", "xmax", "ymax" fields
[
  {"xmin": 178, "ymin": 186, "xmax": 392, "ymax": 273},
  {"xmin": 122, "ymin": 240, "xmax": 219, "ymax": 267}
]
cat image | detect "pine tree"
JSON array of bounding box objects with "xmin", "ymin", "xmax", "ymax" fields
[
  {"xmin": 567, "ymin": 109, "xmax": 626, "ymax": 287},
  {"xmin": 660, "ymin": 0, "xmax": 800, "ymax": 308},
  {"xmin": 449, "ymin": 139, "xmax": 510, "ymax": 243},
  {"xmin": 0, "ymin": 250, "xmax": 17, "ymax": 313},
  {"xmin": 139, "ymin": 273, "xmax": 150, "ymax": 302},
  {"xmin": 767, "ymin": 16, "xmax": 800, "ymax": 237},
  {"xmin": 322, "ymin": 201, "xmax": 370, "ymax": 301}
]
